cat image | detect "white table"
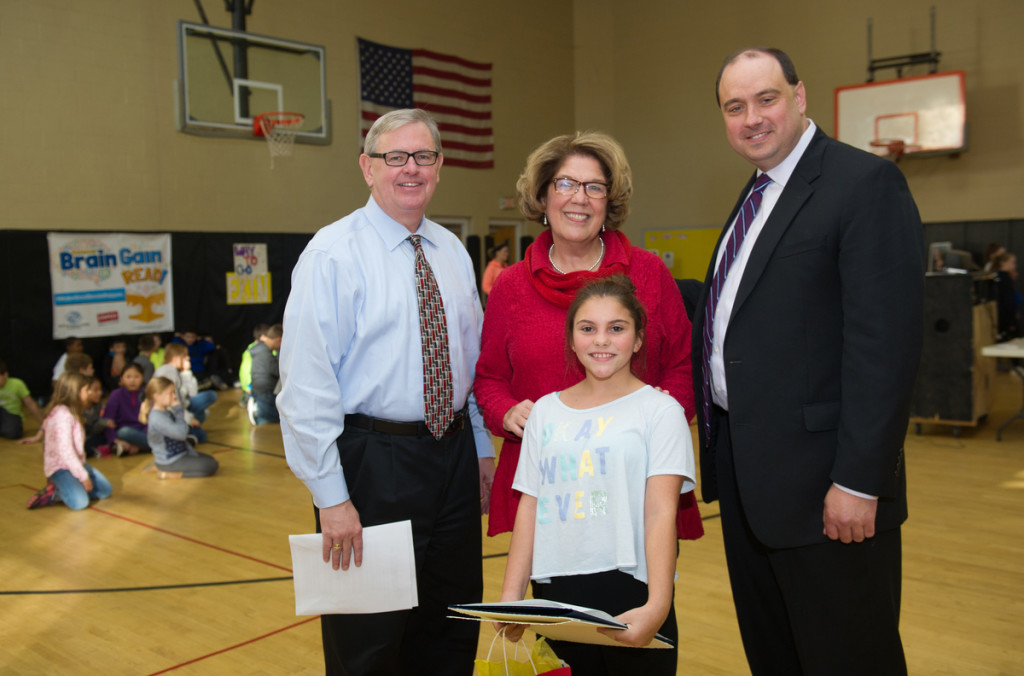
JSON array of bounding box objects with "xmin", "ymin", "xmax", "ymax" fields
[{"xmin": 980, "ymin": 338, "xmax": 1024, "ymax": 441}]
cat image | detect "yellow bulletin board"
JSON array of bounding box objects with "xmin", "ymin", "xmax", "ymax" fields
[{"xmin": 644, "ymin": 228, "xmax": 722, "ymax": 280}]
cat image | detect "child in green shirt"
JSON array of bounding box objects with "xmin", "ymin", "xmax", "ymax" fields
[{"xmin": 0, "ymin": 359, "xmax": 45, "ymax": 439}]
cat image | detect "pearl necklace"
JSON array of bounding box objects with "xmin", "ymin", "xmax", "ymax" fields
[{"xmin": 549, "ymin": 238, "xmax": 605, "ymax": 274}]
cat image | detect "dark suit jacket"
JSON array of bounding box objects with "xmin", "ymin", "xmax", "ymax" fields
[
  {"xmin": 675, "ymin": 278, "xmax": 704, "ymax": 322},
  {"xmin": 692, "ymin": 128, "xmax": 924, "ymax": 549}
]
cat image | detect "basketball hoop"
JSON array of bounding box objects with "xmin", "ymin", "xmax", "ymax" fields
[
  {"xmin": 254, "ymin": 112, "xmax": 305, "ymax": 168},
  {"xmin": 869, "ymin": 138, "xmax": 921, "ymax": 163}
]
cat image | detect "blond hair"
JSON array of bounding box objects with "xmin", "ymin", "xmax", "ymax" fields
[
  {"xmin": 163, "ymin": 342, "xmax": 188, "ymax": 363},
  {"xmin": 363, "ymin": 108, "xmax": 442, "ymax": 155},
  {"xmin": 139, "ymin": 376, "xmax": 175, "ymax": 424},
  {"xmin": 47, "ymin": 371, "xmax": 90, "ymax": 420}
]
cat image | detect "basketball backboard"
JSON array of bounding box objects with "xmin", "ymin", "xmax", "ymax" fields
[
  {"xmin": 835, "ymin": 71, "xmax": 966, "ymax": 158},
  {"xmin": 175, "ymin": 21, "xmax": 329, "ymax": 144}
]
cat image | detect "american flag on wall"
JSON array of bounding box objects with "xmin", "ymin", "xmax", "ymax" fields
[{"xmin": 358, "ymin": 38, "xmax": 494, "ymax": 169}]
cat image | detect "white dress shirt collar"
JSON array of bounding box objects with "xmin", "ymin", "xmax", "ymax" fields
[
  {"xmin": 709, "ymin": 119, "xmax": 818, "ymax": 411},
  {"xmin": 760, "ymin": 118, "xmax": 817, "ymax": 187},
  {"xmin": 363, "ymin": 195, "xmax": 454, "ymax": 255},
  {"xmin": 363, "ymin": 195, "xmax": 431, "ymax": 252}
]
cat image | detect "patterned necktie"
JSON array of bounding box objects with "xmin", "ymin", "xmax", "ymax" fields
[
  {"xmin": 701, "ymin": 173, "xmax": 773, "ymax": 443},
  {"xmin": 409, "ymin": 235, "xmax": 454, "ymax": 439}
]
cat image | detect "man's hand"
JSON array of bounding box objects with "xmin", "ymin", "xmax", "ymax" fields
[
  {"xmin": 320, "ymin": 500, "xmax": 363, "ymax": 571},
  {"xmin": 479, "ymin": 457, "xmax": 495, "ymax": 514},
  {"xmin": 823, "ymin": 484, "xmax": 877, "ymax": 543},
  {"xmin": 501, "ymin": 400, "xmax": 534, "ymax": 438}
]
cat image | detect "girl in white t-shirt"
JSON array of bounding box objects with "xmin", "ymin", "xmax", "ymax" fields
[{"xmin": 496, "ymin": 275, "xmax": 695, "ymax": 674}]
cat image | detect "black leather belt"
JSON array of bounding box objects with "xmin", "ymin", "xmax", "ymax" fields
[{"xmin": 344, "ymin": 411, "xmax": 466, "ymax": 437}]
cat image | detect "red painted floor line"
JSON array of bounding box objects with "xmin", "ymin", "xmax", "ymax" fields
[
  {"xmin": 4, "ymin": 483, "xmax": 39, "ymax": 491},
  {"xmin": 146, "ymin": 616, "xmax": 319, "ymax": 675},
  {"xmin": 90, "ymin": 507, "xmax": 293, "ymax": 573}
]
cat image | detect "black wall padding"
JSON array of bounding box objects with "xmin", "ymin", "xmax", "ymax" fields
[{"xmin": 0, "ymin": 230, "xmax": 313, "ymax": 395}]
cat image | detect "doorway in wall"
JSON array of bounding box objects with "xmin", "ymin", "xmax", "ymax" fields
[
  {"xmin": 433, "ymin": 216, "xmax": 470, "ymax": 244},
  {"xmin": 487, "ymin": 219, "xmax": 522, "ymax": 262}
]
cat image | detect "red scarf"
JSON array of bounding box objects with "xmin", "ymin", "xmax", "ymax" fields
[{"xmin": 524, "ymin": 229, "xmax": 632, "ymax": 308}]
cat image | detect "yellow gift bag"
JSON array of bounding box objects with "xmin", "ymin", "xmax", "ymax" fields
[{"xmin": 475, "ymin": 630, "xmax": 571, "ymax": 676}]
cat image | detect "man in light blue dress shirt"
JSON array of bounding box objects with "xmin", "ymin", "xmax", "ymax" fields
[{"xmin": 278, "ymin": 108, "xmax": 496, "ymax": 675}]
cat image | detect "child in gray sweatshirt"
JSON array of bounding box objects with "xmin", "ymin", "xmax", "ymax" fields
[{"xmin": 140, "ymin": 376, "xmax": 218, "ymax": 479}]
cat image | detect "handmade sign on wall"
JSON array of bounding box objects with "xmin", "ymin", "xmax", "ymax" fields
[{"xmin": 226, "ymin": 243, "xmax": 272, "ymax": 305}]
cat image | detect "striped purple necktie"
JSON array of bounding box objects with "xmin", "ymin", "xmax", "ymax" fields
[
  {"xmin": 409, "ymin": 235, "xmax": 454, "ymax": 439},
  {"xmin": 701, "ymin": 173, "xmax": 773, "ymax": 443}
]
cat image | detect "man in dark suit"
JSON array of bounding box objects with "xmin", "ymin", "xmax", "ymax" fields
[{"xmin": 692, "ymin": 47, "xmax": 923, "ymax": 675}]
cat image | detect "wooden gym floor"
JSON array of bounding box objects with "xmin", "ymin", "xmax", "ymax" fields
[{"xmin": 2, "ymin": 372, "xmax": 1023, "ymax": 675}]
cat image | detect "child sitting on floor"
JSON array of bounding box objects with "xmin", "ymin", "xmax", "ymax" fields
[
  {"xmin": 81, "ymin": 376, "xmax": 112, "ymax": 457},
  {"xmin": 153, "ymin": 343, "xmax": 211, "ymax": 445},
  {"xmin": 132, "ymin": 334, "xmax": 157, "ymax": 384},
  {"xmin": 64, "ymin": 352, "xmax": 95, "ymax": 378},
  {"xmin": 140, "ymin": 376, "xmax": 218, "ymax": 479},
  {"xmin": 101, "ymin": 337, "xmax": 130, "ymax": 393},
  {"xmin": 24, "ymin": 372, "xmax": 113, "ymax": 510},
  {"xmin": 51, "ymin": 337, "xmax": 83, "ymax": 389},
  {"xmin": 21, "ymin": 370, "xmax": 105, "ymax": 449},
  {"xmin": 247, "ymin": 323, "xmax": 282, "ymax": 426},
  {"xmin": 238, "ymin": 323, "xmax": 269, "ymax": 407},
  {"xmin": 0, "ymin": 358, "xmax": 45, "ymax": 439},
  {"xmin": 147, "ymin": 333, "xmax": 166, "ymax": 369},
  {"xmin": 99, "ymin": 362, "xmax": 149, "ymax": 456}
]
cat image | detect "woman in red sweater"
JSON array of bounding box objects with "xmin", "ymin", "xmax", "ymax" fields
[{"xmin": 475, "ymin": 132, "xmax": 702, "ymax": 539}]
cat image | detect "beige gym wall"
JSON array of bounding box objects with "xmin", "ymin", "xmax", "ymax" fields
[
  {"xmin": 3, "ymin": 1, "xmax": 1021, "ymax": 247},
  {"xmin": 577, "ymin": 0, "xmax": 1024, "ymax": 246},
  {"xmin": 0, "ymin": 0, "xmax": 574, "ymax": 236}
]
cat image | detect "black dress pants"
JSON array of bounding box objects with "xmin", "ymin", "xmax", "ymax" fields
[
  {"xmin": 314, "ymin": 424, "xmax": 482, "ymax": 675},
  {"xmin": 532, "ymin": 569, "xmax": 678, "ymax": 676},
  {"xmin": 714, "ymin": 409, "xmax": 906, "ymax": 676}
]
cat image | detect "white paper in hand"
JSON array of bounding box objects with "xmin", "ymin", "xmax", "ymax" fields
[{"xmin": 289, "ymin": 520, "xmax": 418, "ymax": 615}]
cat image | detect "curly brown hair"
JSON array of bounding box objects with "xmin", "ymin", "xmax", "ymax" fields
[{"xmin": 516, "ymin": 132, "xmax": 633, "ymax": 230}]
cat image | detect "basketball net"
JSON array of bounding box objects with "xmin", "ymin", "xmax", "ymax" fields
[
  {"xmin": 254, "ymin": 112, "xmax": 305, "ymax": 168},
  {"xmin": 869, "ymin": 138, "xmax": 920, "ymax": 163}
]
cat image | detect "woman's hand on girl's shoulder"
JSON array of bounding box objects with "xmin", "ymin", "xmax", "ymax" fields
[{"xmin": 502, "ymin": 399, "xmax": 534, "ymax": 438}]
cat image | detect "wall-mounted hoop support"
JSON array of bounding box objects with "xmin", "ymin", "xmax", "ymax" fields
[{"xmin": 867, "ymin": 5, "xmax": 941, "ymax": 81}]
